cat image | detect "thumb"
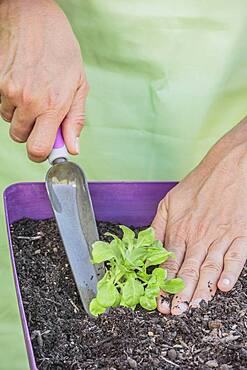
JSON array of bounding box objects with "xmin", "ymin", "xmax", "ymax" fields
[
  {"xmin": 151, "ymin": 198, "xmax": 168, "ymax": 243},
  {"xmin": 62, "ymin": 82, "xmax": 89, "ymax": 155}
]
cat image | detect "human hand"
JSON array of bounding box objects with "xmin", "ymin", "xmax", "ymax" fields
[
  {"xmin": 0, "ymin": 0, "xmax": 88, "ymax": 161},
  {"xmin": 152, "ymin": 117, "xmax": 247, "ymax": 314}
]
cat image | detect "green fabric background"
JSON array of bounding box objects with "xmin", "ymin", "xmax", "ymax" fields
[{"xmin": 0, "ymin": 1, "xmax": 246, "ymax": 369}]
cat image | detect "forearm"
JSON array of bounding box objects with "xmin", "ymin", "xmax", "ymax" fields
[
  {"xmin": 0, "ymin": 0, "xmax": 71, "ymax": 70},
  {"xmin": 0, "ymin": 0, "xmax": 58, "ymax": 8},
  {"xmin": 210, "ymin": 115, "xmax": 247, "ymax": 156},
  {"xmin": 0, "ymin": 0, "xmax": 62, "ymax": 24},
  {"xmin": 193, "ymin": 115, "xmax": 247, "ymax": 179}
]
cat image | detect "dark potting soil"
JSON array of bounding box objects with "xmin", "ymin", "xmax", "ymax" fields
[{"xmin": 11, "ymin": 218, "xmax": 247, "ymax": 370}]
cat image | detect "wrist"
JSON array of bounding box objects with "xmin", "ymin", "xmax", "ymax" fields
[
  {"xmin": 190, "ymin": 116, "xmax": 247, "ymax": 180},
  {"xmin": 207, "ymin": 115, "xmax": 247, "ymax": 161}
]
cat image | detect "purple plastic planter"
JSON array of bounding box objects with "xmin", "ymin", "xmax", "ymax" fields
[{"xmin": 4, "ymin": 181, "xmax": 176, "ymax": 370}]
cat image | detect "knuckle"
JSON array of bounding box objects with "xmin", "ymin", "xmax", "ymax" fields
[
  {"xmin": 45, "ymin": 90, "xmax": 60, "ymax": 110},
  {"xmin": 180, "ymin": 261, "xmax": 199, "ymax": 280},
  {"xmin": 168, "ymin": 231, "xmax": 186, "ymax": 246},
  {"xmin": 74, "ymin": 115, "xmax": 84, "ymax": 129},
  {"xmin": 201, "ymin": 259, "xmax": 222, "ymax": 273},
  {"xmin": 162, "ymin": 260, "xmax": 180, "ymax": 275},
  {"xmin": 225, "ymin": 250, "xmax": 242, "ymax": 263},
  {"xmin": 4, "ymin": 83, "xmax": 19, "ymax": 99},
  {"xmin": 47, "ymin": 97, "xmax": 57, "ymax": 110},
  {"xmin": 157, "ymin": 199, "xmax": 167, "ymax": 214},
  {"xmin": 22, "ymin": 89, "xmax": 35, "ymax": 106}
]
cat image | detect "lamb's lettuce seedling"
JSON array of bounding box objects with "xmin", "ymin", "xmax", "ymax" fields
[{"xmin": 89, "ymin": 226, "xmax": 185, "ymax": 316}]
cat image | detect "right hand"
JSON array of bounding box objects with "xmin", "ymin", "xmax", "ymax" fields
[{"xmin": 0, "ymin": 0, "xmax": 89, "ymax": 162}]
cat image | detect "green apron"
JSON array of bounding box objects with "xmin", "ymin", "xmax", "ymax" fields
[
  {"xmin": 0, "ymin": 1, "xmax": 246, "ymax": 369},
  {"xmin": 59, "ymin": 0, "xmax": 247, "ymax": 180}
]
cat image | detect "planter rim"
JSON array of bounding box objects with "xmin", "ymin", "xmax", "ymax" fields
[{"xmin": 4, "ymin": 180, "xmax": 177, "ymax": 196}]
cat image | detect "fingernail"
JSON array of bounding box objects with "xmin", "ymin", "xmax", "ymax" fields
[
  {"xmin": 160, "ymin": 295, "xmax": 170, "ymax": 307},
  {"xmin": 158, "ymin": 295, "xmax": 170, "ymax": 314},
  {"xmin": 75, "ymin": 137, "xmax": 80, "ymax": 154},
  {"xmin": 175, "ymin": 302, "xmax": 188, "ymax": 313},
  {"xmin": 222, "ymin": 278, "xmax": 230, "ymax": 286},
  {"xmin": 190, "ymin": 298, "xmax": 202, "ymax": 308}
]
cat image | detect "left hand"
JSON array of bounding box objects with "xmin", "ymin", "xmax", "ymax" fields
[{"xmin": 152, "ymin": 117, "xmax": 247, "ymax": 315}]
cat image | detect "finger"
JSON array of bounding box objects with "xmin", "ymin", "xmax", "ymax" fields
[
  {"xmin": 0, "ymin": 95, "xmax": 15, "ymax": 122},
  {"xmin": 157, "ymin": 237, "xmax": 186, "ymax": 315},
  {"xmin": 190, "ymin": 240, "xmax": 229, "ymax": 307},
  {"xmin": 152, "ymin": 198, "xmax": 170, "ymax": 314},
  {"xmin": 62, "ymin": 82, "xmax": 89, "ymax": 155},
  {"xmin": 218, "ymin": 237, "xmax": 247, "ymax": 292},
  {"xmin": 9, "ymin": 106, "xmax": 36, "ymax": 143},
  {"xmin": 171, "ymin": 241, "xmax": 207, "ymax": 315},
  {"xmin": 151, "ymin": 198, "xmax": 168, "ymax": 243},
  {"xmin": 26, "ymin": 110, "xmax": 60, "ymax": 162},
  {"xmin": 157, "ymin": 291, "xmax": 171, "ymax": 315}
]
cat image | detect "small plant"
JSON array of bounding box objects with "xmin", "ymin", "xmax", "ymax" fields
[{"xmin": 89, "ymin": 226, "xmax": 185, "ymax": 316}]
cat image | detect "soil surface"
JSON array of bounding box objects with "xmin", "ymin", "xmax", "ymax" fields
[{"xmin": 11, "ymin": 218, "xmax": 247, "ymax": 370}]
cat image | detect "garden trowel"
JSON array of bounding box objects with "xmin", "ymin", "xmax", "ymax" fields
[{"xmin": 45, "ymin": 127, "xmax": 104, "ymax": 315}]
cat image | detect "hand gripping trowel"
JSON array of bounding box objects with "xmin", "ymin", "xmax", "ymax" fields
[{"xmin": 45, "ymin": 127, "xmax": 104, "ymax": 315}]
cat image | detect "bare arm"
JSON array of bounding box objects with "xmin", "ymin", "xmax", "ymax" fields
[{"xmin": 0, "ymin": 0, "xmax": 88, "ymax": 161}]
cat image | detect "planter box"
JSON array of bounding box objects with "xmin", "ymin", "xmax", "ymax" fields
[{"xmin": 4, "ymin": 181, "xmax": 176, "ymax": 370}]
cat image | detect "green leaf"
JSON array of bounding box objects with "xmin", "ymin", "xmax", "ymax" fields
[
  {"xmin": 140, "ymin": 295, "xmax": 157, "ymax": 311},
  {"xmin": 122, "ymin": 277, "xmax": 144, "ymax": 306},
  {"xmin": 149, "ymin": 240, "xmax": 164, "ymax": 249},
  {"xmin": 92, "ymin": 239, "xmax": 122, "ymax": 264},
  {"xmin": 125, "ymin": 246, "xmax": 146, "ymax": 266},
  {"xmin": 119, "ymin": 225, "xmax": 135, "ymax": 243},
  {"xmin": 147, "ymin": 242, "xmax": 174, "ymax": 258},
  {"xmin": 147, "ymin": 274, "xmax": 158, "ymax": 285},
  {"xmin": 137, "ymin": 227, "xmax": 155, "ymax": 246},
  {"xmin": 89, "ymin": 298, "xmax": 106, "ymax": 317},
  {"xmin": 104, "ymin": 232, "xmax": 121, "ymax": 243},
  {"xmin": 146, "ymin": 251, "xmax": 169, "ymax": 267},
  {"xmin": 145, "ymin": 284, "xmax": 160, "ymax": 299},
  {"xmin": 92, "ymin": 241, "xmax": 115, "ymax": 263},
  {"xmin": 152, "ymin": 267, "xmax": 167, "ymax": 282},
  {"xmin": 105, "ymin": 232, "xmax": 127, "ymax": 257},
  {"xmin": 160, "ymin": 278, "xmax": 185, "ymax": 294},
  {"xmin": 110, "ymin": 239, "xmax": 123, "ymax": 262},
  {"xmin": 112, "ymin": 290, "xmax": 121, "ymax": 307},
  {"xmin": 136, "ymin": 270, "xmax": 150, "ymax": 283},
  {"xmin": 120, "ymin": 296, "xmax": 128, "ymax": 307},
  {"xmin": 97, "ymin": 280, "xmax": 119, "ymax": 307}
]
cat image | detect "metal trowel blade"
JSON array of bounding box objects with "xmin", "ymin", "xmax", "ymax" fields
[{"xmin": 45, "ymin": 161, "xmax": 104, "ymax": 315}]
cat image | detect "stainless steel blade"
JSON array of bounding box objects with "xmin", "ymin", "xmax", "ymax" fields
[{"xmin": 45, "ymin": 160, "xmax": 104, "ymax": 315}]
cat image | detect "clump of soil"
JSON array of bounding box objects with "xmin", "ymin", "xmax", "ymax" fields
[{"xmin": 11, "ymin": 218, "xmax": 247, "ymax": 370}]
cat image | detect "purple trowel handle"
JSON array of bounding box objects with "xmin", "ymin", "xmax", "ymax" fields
[
  {"xmin": 48, "ymin": 126, "xmax": 69, "ymax": 164},
  {"xmin": 53, "ymin": 126, "xmax": 65, "ymax": 149}
]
